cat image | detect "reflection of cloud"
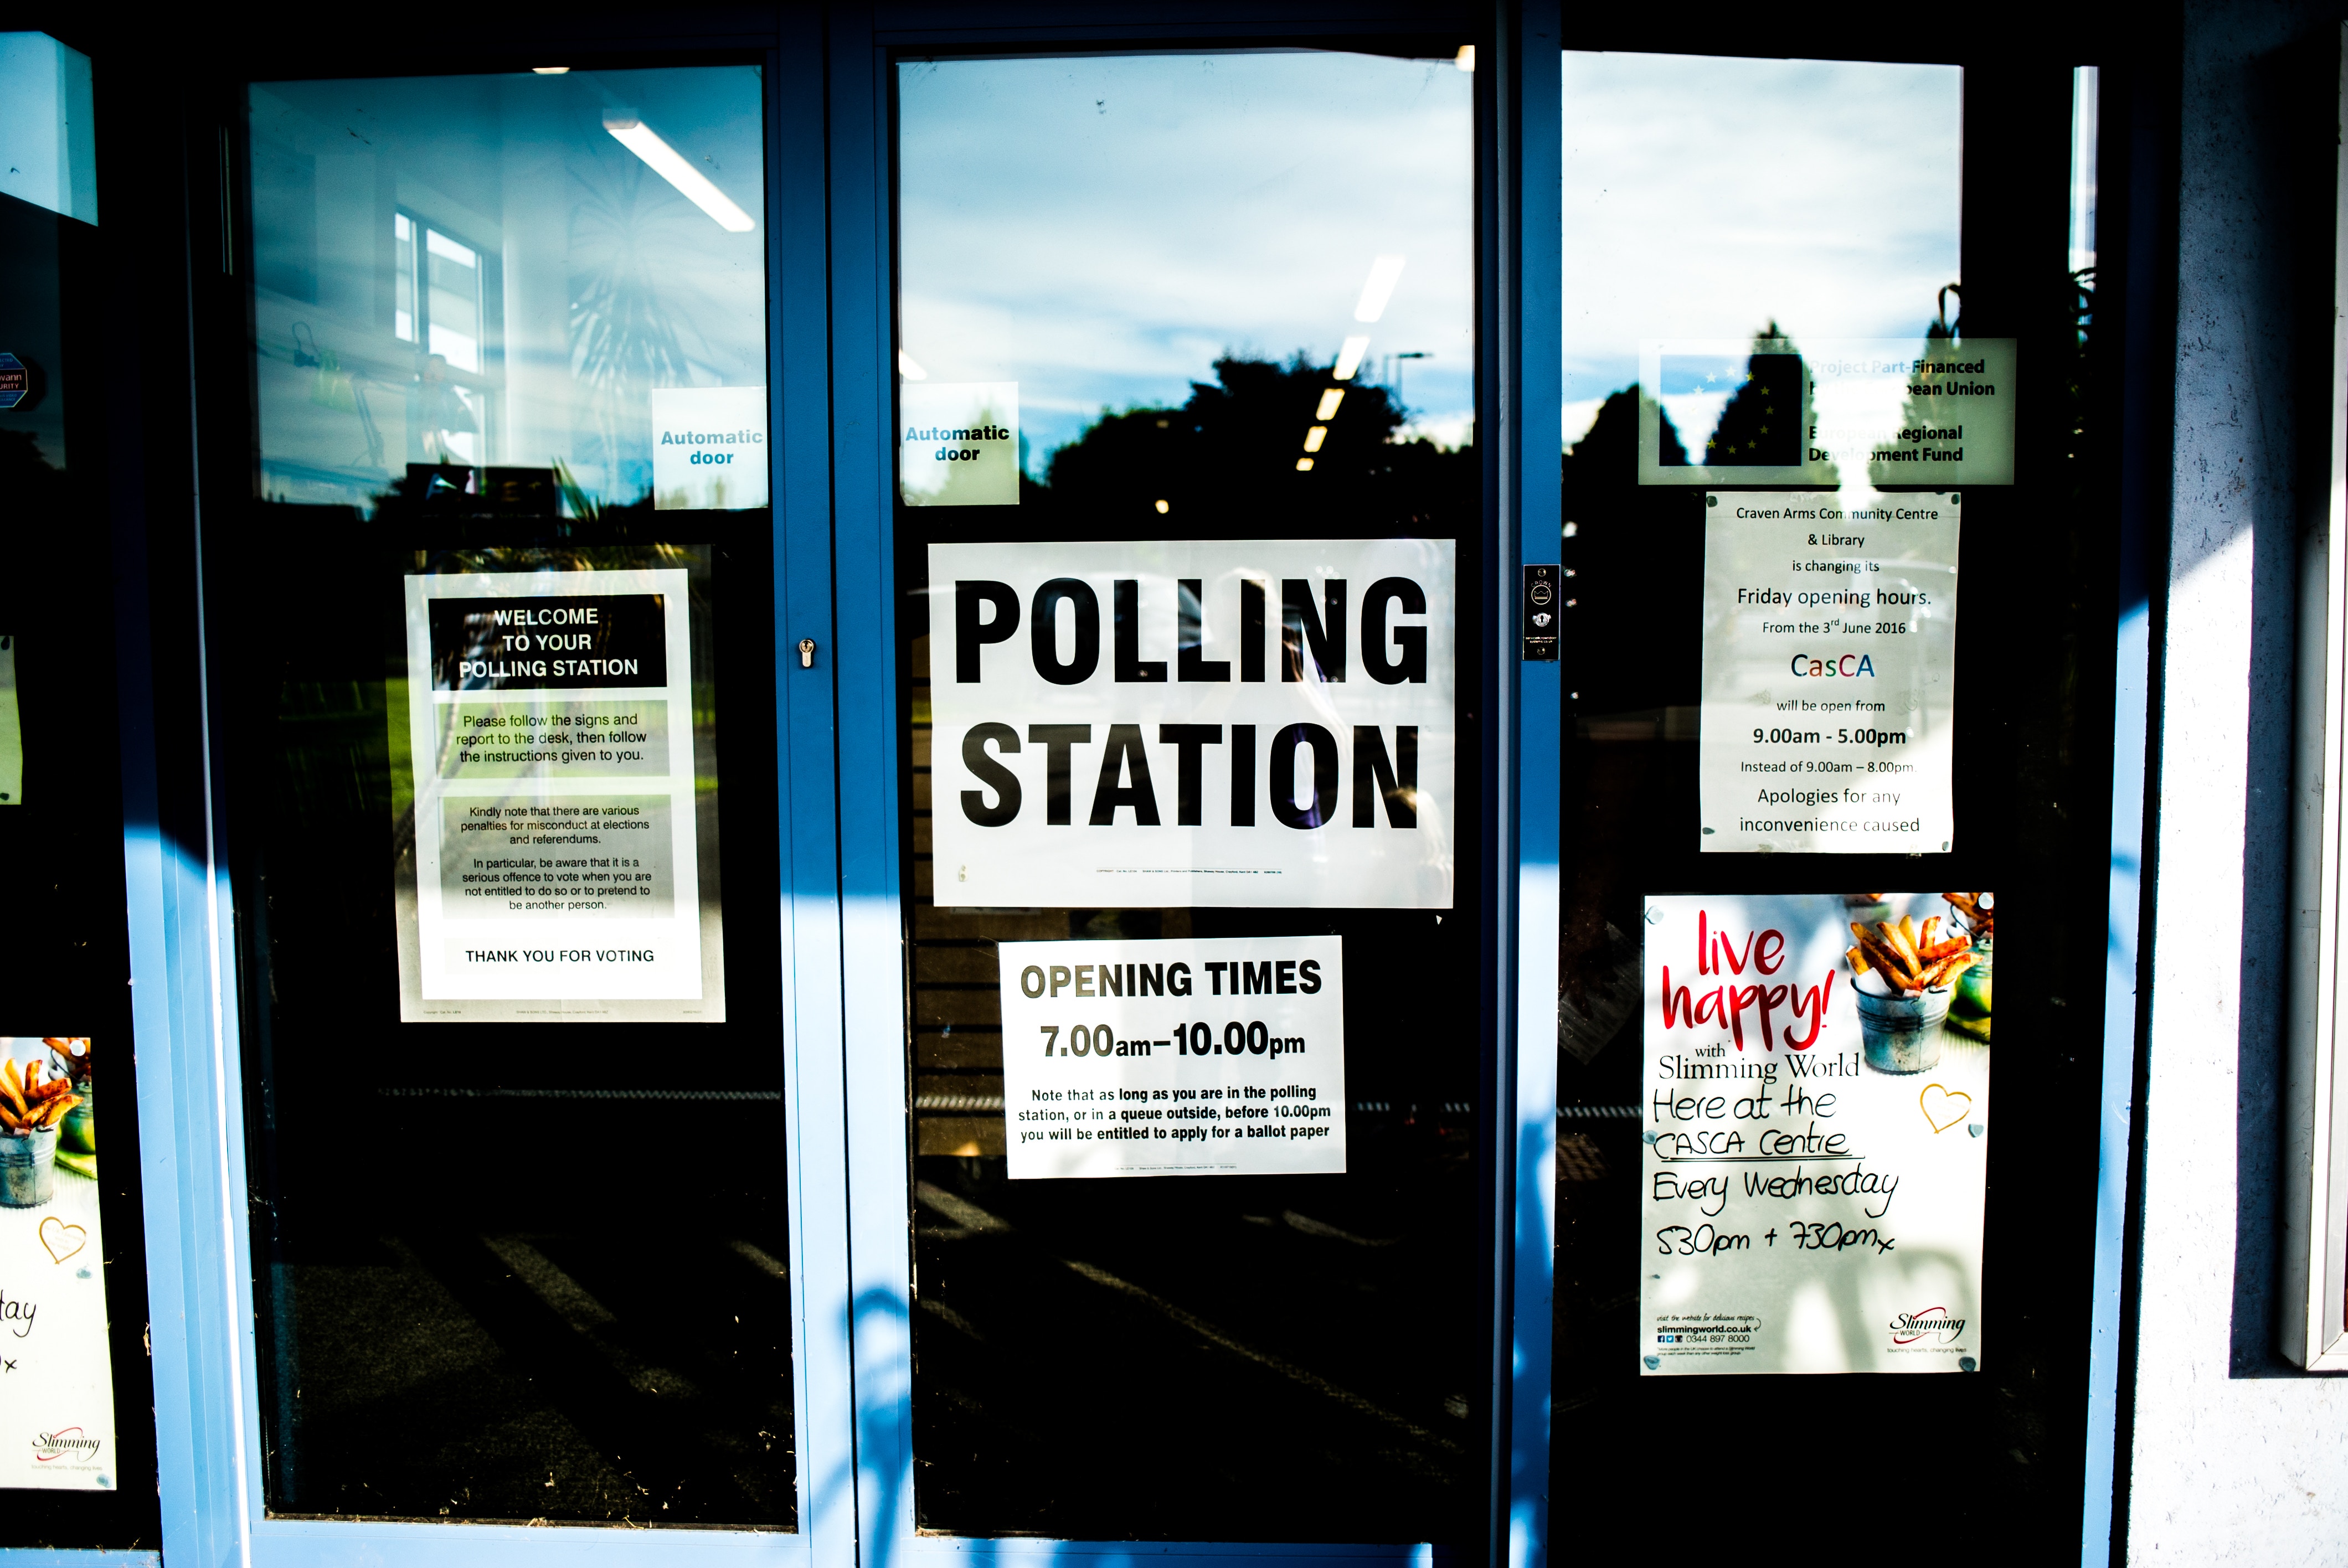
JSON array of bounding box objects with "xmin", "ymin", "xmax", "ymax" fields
[
  {"xmin": 1563, "ymin": 53, "xmax": 1961, "ymax": 410},
  {"xmin": 1398, "ymin": 412, "xmax": 1475, "ymax": 451},
  {"xmin": 1654, "ymin": 391, "xmax": 1729, "ymax": 451},
  {"xmin": 1562, "ymin": 395, "xmax": 1610, "ymax": 449},
  {"xmin": 900, "ymin": 53, "xmax": 1474, "ymax": 474}
]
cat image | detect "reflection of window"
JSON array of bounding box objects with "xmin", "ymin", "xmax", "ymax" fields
[
  {"xmin": 394, "ymin": 209, "xmax": 491, "ymax": 463},
  {"xmin": 425, "ymin": 228, "xmax": 482, "ymax": 370},
  {"xmin": 394, "ymin": 212, "xmax": 416, "ymax": 342},
  {"xmin": 393, "ymin": 211, "xmax": 484, "ymax": 369}
]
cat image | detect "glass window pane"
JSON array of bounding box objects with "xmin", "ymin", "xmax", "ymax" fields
[
  {"xmin": 236, "ymin": 65, "xmax": 792, "ymax": 1529},
  {"xmin": 248, "ymin": 67, "xmax": 768, "ymax": 514},
  {"xmin": 895, "ymin": 45, "xmax": 1481, "ymax": 1544}
]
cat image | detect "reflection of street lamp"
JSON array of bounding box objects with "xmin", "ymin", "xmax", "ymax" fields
[{"xmin": 1391, "ymin": 350, "xmax": 1429, "ymax": 411}]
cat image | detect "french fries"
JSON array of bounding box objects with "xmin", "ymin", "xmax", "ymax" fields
[
  {"xmin": 0, "ymin": 1055, "xmax": 81, "ymax": 1135},
  {"xmin": 1845, "ymin": 896, "xmax": 1994, "ymax": 997},
  {"xmin": 1943, "ymin": 891, "xmax": 1995, "ymax": 943},
  {"xmin": 42, "ymin": 1037, "xmax": 90, "ymax": 1086},
  {"xmin": 1850, "ymin": 921, "xmax": 1922, "ymax": 989}
]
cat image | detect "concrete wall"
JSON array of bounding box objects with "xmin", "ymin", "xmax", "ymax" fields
[{"xmin": 2128, "ymin": 0, "xmax": 2348, "ymax": 1557}]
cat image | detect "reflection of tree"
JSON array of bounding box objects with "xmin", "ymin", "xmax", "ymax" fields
[
  {"xmin": 1867, "ymin": 290, "xmax": 1965, "ymax": 491},
  {"xmin": 1559, "ymin": 388, "xmax": 1697, "ymax": 715},
  {"xmin": 1703, "ymin": 322, "xmax": 1825, "ymax": 479},
  {"xmin": 569, "ymin": 157, "xmax": 694, "ymax": 504},
  {"xmin": 1025, "ymin": 354, "xmax": 1474, "ymax": 534},
  {"xmin": 0, "ymin": 431, "xmax": 65, "ymax": 518}
]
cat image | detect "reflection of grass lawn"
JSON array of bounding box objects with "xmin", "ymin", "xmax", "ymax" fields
[{"xmin": 386, "ymin": 677, "xmax": 411, "ymax": 817}]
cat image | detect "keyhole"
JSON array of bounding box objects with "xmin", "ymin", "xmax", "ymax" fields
[{"xmin": 797, "ymin": 637, "xmax": 817, "ymax": 668}]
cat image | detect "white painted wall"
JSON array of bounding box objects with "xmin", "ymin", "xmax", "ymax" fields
[{"xmin": 2129, "ymin": 0, "xmax": 2348, "ymax": 1558}]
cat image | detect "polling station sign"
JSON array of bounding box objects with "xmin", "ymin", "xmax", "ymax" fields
[{"xmin": 929, "ymin": 539, "xmax": 1455, "ymax": 910}]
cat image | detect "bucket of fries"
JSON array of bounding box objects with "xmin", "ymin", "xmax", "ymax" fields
[
  {"xmin": 1845, "ymin": 905, "xmax": 1984, "ymax": 1074},
  {"xmin": 0, "ymin": 1055, "xmax": 81, "ymax": 1207},
  {"xmin": 0, "ymin": 1125, "xmax": 60, "ymax": 1208},
  {"xmin": 1853, "ymin": 971, "xmax": 1955, "ymax": 1072}
]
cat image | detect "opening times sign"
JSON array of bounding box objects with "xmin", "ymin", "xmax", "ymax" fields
[
  {"xmin": 998, "ymin": 936, "xmax": 1346, "ymax": 1179},
  {"xmin": 928, "ymin": 539, "xmax": 1455, "ymax": 910}
]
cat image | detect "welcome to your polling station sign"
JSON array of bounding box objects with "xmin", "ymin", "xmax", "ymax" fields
[
  {"xmin": 928, "ymin": 539, "xmax": 1455, "ymax": 910},
  {"xmin": 394, "ymin": 560, "xmax": 721, "ymax": 1023}
]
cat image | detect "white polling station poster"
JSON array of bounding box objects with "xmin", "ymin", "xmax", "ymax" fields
[
  {"xmin": 1698, "ymin": 492, "xmax": 1960, "ymax": 854},
  {"xmin": 1639, "ymin": 893, "xmax": 1991, "ymax": 1375},
  {"xmin": 928, "ymin": 539, "xmax": 1455, "ymax": 910},
  {"xmin": 997, "ymin": 937, "xmax": 1345, "ymax": 1179},
  {"xmin": 395, "ymin": 566, "xmax": 720, "ymax": 1020}
]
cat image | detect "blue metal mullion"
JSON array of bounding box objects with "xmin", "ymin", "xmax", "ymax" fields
[
  {"xmin": 771, "ymin": 10, "xmax": 860, "ymax": 1566},
  {"xmin": 825, "ymin": 9, "xmax": 921, "ymax": 1567},
  {"xmin": 111, "ymin": 307, "xmax": 223, "ymax": 1568},
  {"xmin": 116, "ymin": 113, "xmax": 260, "ymax": 1567},
  {"xmin": 1500, "ymin": 7, "xmax": 1561, "ymax": 1568}
]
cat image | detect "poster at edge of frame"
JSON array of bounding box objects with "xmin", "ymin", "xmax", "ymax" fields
[
  {"xmin": 0, "ymin": 1035, "xmax": 115, "ymax": 1489},
  {"xmin": 1640, "ymin": 891, "xmax": 1992, "ymax": 1375}
]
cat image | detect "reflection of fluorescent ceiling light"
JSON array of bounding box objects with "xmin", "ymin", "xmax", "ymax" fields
[
  {"xmin": 1295, "ymin": 458, "xmax": 1315, "ymax": 472},
  {"xmin": 604, "ymin": 113, "xmax": 755, "ymax": 232},
  {"xmin": 1302, "ymin": 426, "xmax": 1328, "ymax": 453},
  {"xmin": 1455, "ymin": 45, "xmax": 1475, "ymax": 72},
  {"xmin": 1315, "ymin": 388, "xmax": 1345, "ymax": 420},
  {"xmin": 532, "ymin": 66, "xmax": 570, "ymax": 74},
  {"xmin": 899, "ymin": 350, "xmax": 929, "ymax": 380},
  {"xmin": 1333, "ymin": 336, "xmax": 1370, "ymax": 380},
  {"xmin": 1353, "ymin": 255, "xmax": 1406, "ymax": 322}
]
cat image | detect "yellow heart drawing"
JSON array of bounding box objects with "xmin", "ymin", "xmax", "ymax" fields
[
  {"xmin": 38, "ymin": 1217, "xmax": 87, "ymax": 1265},
  {"xmin": 1919, "ymin": 1083, "xmax": 1972, "ymax": 1135}
]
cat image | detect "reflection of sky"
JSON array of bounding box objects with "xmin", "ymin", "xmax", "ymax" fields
[
  {"xmin": 898, "ymin": 52, "xmax": 1475, "ymax": 476},
  {"xmin": 1563, "ymin": 53, "xmax": 1961, "ymax": 448}
]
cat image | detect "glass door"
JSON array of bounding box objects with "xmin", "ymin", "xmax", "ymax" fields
[
  {"xmin": 1547, "ymin": 45, "xmax": 2119, "ymax": 1546},
  {"xmin": 145, "ymin": 30, "xmax": 852, "ymax": 1563},
  {"xmin": 839, "ymin": 32, "xmax": 1506, "ymax": 1553}
]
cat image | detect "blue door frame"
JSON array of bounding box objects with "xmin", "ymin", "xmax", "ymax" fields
[{"xmin": 93, "ymin": 4, "xmax": 1563, "ymax": 1565}]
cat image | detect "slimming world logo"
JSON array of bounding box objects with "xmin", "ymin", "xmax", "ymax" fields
[
  {"xmin": 1889, "ymin": 1306, "xmax": 1966, "ymax": 1345},
  {"xmin": 32, "ymin": 1427, "xmax": 99, "ymax": 1463}
]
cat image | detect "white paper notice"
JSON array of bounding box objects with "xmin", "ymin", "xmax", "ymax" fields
[
  {"xmin": 1699, "ymin": 491, "xmax": 1959, "ymax": 854},
  {"xmin": 1640, "ymin": 894, "xmax": 1990, "ymax": 1375},
  {"xmin": 998, "ymin": 937, "xmax": 1345, "ymax": 1179},
  {"xmin": 0, "ymin": 1038, "xmax": 116, "ymax": 1489},
  {"xmin": 650, "ymin": 386, "xmax": 768, "ymax": 510},
  {"xmin": 900, "ymin": 381, "xmax": 1019, "ymax": 506},
  {"xmin": 1639, "ymin": 338, "xmax": 2015, "ymax": 487},
  {"xmin": 929, "ymin": 539, "xmax": 1455, "ymax": 910},
  {"xmin": 397, "ymin": 568, "xmax": 718, "ymax": 1019}
]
